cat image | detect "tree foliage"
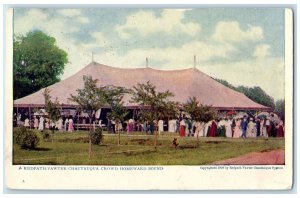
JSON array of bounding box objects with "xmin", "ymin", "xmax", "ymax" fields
[
  {"xmin": 183, "ymin": 96, "xmax": 215, "ymax": 122},
  {"xmin": 275, "ymin": 99, "xmax": 285, "ymax": 120},
  {"xmin": 90, "ymin": 128, "xmax": 103, "ymax": 145},
  {"xmin": 69, "ymin": 75, "xmax": 108, "ymax": 158},
  {"xmin": 236, "ymin": 86, "xmax": 275, "ymax": 109},
  {"xmin": 69, "ymin": 75, "xmax": 107, "ymax": 120},
  {"xmin": 215, "ymin": 78, "xmax": 275, "ymax": 109},
  {"xmin": 103, "ymin": 85, "xmax": 130, "ymax": 123},
  {"xmin": 158, "ymin": 100, "xmax": 180, "ymax": 120},
  {"xmin": 43, "ymin": 88, "xmax": 60, "ymax": 125},
  {"xmin": 131, "ymin": 81, "xmax": 175, "ymax": 121},
  {"xmin": 14, "ymin": 30, "xmax": 68, "ymax": 99}
]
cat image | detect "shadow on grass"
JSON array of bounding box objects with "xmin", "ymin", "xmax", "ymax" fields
[
  {"xmin": 130, "ymin": 138, "xmax": 152, "ymax": 145},
  {"xmin": 177, "ymin": 145, "xmax": 199, "ymax": 149},
  {"xmin": 205, "ymin": 141, "xmax": 227, "ymax": 144},
  {"xmin": 57, "ymin": 137, "xmax": 89, "ymax": 143},
  {"xmin": 34, "ymin": 147, "xmax": 52, "ymax": 151},
  {"xmin": 14, "ymin": 161, "xmax": 58, "ymax": 165},
  {"xmin": 20, "ymin": 147, "xmax": 52, "ymax": 151},
  {"xmin": 123, "ymin": 149, "xmax": 156, "ymax": 156}
]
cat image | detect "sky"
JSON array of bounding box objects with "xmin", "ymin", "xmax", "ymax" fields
[{"xmin": 13, "ymin": 8, "xmax": 285, "ymax": 101}]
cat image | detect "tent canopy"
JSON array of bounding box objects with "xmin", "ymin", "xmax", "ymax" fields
[{"xmin": 14, "ymin": 62, "xmax": 271, "ymax": 111}]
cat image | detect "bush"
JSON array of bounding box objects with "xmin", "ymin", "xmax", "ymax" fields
[
  {"xmin": 13, "ymin": 127, "xmax": 40, "ymax": 149},
  {"xmin": 13, "ymin": 127, "xmax": 26, "ymax": 145},
  {"xmin": 42, "ymin": 130, "xmax": 52, "ymax": 142},
  {"xmin": 90, "ymin": 128, "xmax": 103, "ymax": 145}
]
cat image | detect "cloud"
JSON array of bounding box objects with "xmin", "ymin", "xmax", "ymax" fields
[
  {"xmin": 253, "ymin": 44, "xmax": 270, "ymax": 59},
  {"xmin": 90, "ymin": 32, "xmax": 110, "ymax": 46},
  {"xmin": 56, "ymin": 9, "xmax": 90, "ymax": 24},
  {"xmin": 13, "ymin": 8, "xmax": 284, "ymax": 101},
  {"xmin": 57, "ymin": 9, "xmax": 82, "ymax": 17},
  {"xmin": 115, "ymin": 9, "xmax": 201, "ymax": 39},
  {"xmin": 93, "ymin": 40, "xmax": 236, "ymax": 70},
  {"xmin": 14, "ymin": 9, "xmax": 91, "ymax": 79},
  {"xmin": 198, "ymin": 57, "xmax": 284, "ymax": 101},
  {"xmin": 212, "ymin": 21, "xmax": 264, "ymax": 43},
  {"xmin": 77, "ymin": 16, "xmax": 90, "ymax": 24}
]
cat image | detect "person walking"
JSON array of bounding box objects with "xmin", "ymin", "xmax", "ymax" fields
[
  {"xmin": 38, "ymin": 116, "xmax": 45, "ymax": 131},
  {"xmin": 240, "ymin": 117, "xmax": 248, "ymax": 138},
  {"xmin": 68, "ymin": 117, "xmax": 74, "ymax": 132},
  {"xmin": 233, "ymin": 118, "xmax": 241, "ymax": 138},
  {"xmin": 34, "ymin": 116, "xmax": 39, "ymax": 129},
  {"xmin": 179, "ymin": 119, "xmax": 186, "ymax": 137}
]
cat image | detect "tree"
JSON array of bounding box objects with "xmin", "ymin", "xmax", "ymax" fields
[
  {"xmin": 103, "ymin": 85, "xmax": 130, "ymax": 145},
  {"xmin": 131, "ymin": 81, "xmax": 175, "ymax": 149},
  {"xmin": 183, "ymin": 97, "xmax": 215, "ymax": 144},
  {"xmin": 275, "ymin": 99, "xmax": 285, "ymax": 121},
  {"xmin": 43, "ymin": 88, "xmax": 61, "ymax": 142},
  {"xmin": 184, "ymin": 96, "xmax": 215, "ymax": 122},
  {"xmin": 158, "ymin": 100, "xmax": 179, "ymax": 121},
  {"xmin": 69, "ymin": 75, "xmax": 107, "ymax": 158},
  {"xmin": 14, "ymin": 30, "xmax": 68, "ymax": 99},
  {"xmin": 183, "ymin": 97, "xmax": 199, "ymax": 120},
  {"xmin": 236, "ymin": 86, "xmax": 275, "ymax": 109},
  {"xmin": 215, "ymin": 78, "xmax": 275, "ymax": 109}
]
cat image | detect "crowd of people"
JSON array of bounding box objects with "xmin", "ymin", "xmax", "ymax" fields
[
  {"xmin": 16, "ymin": 114, "xmax": 75, "ymax": 132},
  {"xmin": 15, "ymin": 112, "xmax": 284, "ymax": 138},
  {"xmin": 179, "ymin": 114, "xmax": 285, "ymax": 138},
  {"xmin": 104, "ymin": 113, "xmax": 284, "ymax": 138}
]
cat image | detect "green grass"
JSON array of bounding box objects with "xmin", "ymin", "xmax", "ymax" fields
[{"xmin": 13, "ymin": 129, "xmax": 285, "ymax": 165}]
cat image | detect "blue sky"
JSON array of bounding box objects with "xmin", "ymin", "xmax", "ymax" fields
[{"xmin": 13, "ymin": 8, "xmax": 285, "ymax": 100}]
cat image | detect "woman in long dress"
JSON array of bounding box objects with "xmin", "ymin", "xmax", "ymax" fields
[
  {"xmin": 45, "ymin": 118, "xmax": 50, "ymax": 129},
  {"xmin": 179, "ymin": 119, "xmax": 186, "ymax": 137},
  {"xmin": 38, "ymin": 116, "xmax": 44, "ymax": 131},
  {"xmin": 276, "ymin": 120, "xmax": 284, "ymax": 137},
  {"xmin": 128, "ymin": 119, "xmax": 134, "ymax": 132},
  {"xmin": 204, "ymin": 121, "xmax": 212, "ymax": 137},
  {"xmin": 68, "ymin": 117, "xmax": 74, "ymax": 132},
  {"xmin": 225, "ymin": 119, "xmax": 232, "ymax": 138},
  {"xmin": 247, "ymin": 118, "xmax": 256, "ymax": 138},
  {"xmin": 260, "ymin": 119, "xmax": 267, "ymax": 137},
  {"xmin": 56, "ymin": 118, "xmax": 63, "ymax": 131},
  {"xmin": 34, "ymin": 116, "xmax": 39, "ymax": 129},
  {"xmin": 233, "ymin": 118, "xmax": 241, "ymax": 138},
  {"xmin": 24, "ymin": 118, "xmax": 30, "ymax": 128},
  {"xmin": 194, "ymin": 121, "xmax": 205, "ymax": 138},
  {"xmin": 194, "ymin": 121, "xmax": 200, "ymax": 138},
  {"xmin": 209, "ymin": 119, "xmax": 217, "ymax": 137},
  {"xmin": 158, "ymin": 120, "xmax": 164, "ymax": 134}
]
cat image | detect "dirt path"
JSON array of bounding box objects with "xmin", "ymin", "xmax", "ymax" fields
[{"xmin": 212, "ymin": 149, "xmax": 285, "ymax": 165}]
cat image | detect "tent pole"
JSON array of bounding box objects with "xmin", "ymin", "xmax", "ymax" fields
[
  {"xmin": 17, "ymin": 107, "xmax": 19, "ymax": 126},
  {"xmin": 29, "ymin": 106, "xmax": 31, "ymax": 129}
]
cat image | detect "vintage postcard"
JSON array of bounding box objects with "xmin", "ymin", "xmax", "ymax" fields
[{"xmin": 5, "ymin": 7, "xmax": 293, "ymax": 190}]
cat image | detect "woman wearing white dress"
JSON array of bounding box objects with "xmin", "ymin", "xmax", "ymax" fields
[
  {"xmin": 158, "ymin": 120, "xmax": 164, "ymax": 134},
  {"xmin": 194, "ymin": 121, "xmax": 205, "ymax": 138},
  {"xmin": 225, "ymin": 119, "xmax": 232, "ymax": 138},
  {"xmin": 247, "ymin": 118, "xmax": 256, "ymax": 138},
  {"xmin": 34, "ymin": 116, "xmax": 39, "ymax": 129},
  {"xmin": 168, "ymin": 120, "xmax": 175, "ymax": 132},
  {"xmin": 56, "ymin": 118, "xmax": 63, "ymax": 131},
  {"xmin": 24, "ymin": 118, "xmax": 30, "ymax": 128},
  {"xmin": 260, "ymin": 119, "xmax": 267, "ymax": 137},
  {"xmin": 38, "ymin": 117, "xmax": 44, "ymax": 131},
  {"xmin": 233, "ymin": 118, "xmax": 241, "ymax": 138}
]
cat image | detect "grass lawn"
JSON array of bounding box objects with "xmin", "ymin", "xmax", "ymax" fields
[{"xmin": 13, "ymin": 129, "xmax": 285, "ymax": 165}]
